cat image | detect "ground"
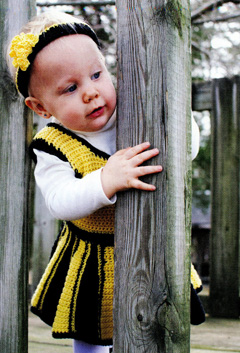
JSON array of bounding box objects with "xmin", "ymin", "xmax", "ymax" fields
[{"xmin": 29, "ymin": 311, "xmax": 240, "ymax": 352}]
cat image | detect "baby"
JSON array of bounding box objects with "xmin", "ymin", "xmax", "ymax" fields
[{"xmin": 8, "ymin": 10, "xmax": 204, "ymax": 353}]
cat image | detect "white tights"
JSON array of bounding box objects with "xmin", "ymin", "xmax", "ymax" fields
[{"xmin": 73, "ymin": 340, "xmax": 112, "ymax": 353}]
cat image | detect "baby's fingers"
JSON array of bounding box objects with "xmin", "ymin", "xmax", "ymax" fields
[
  {"xmin": 125, "ymin": 142, "xmax": 152, "ymax": 159},
  {"xmin": 129, "ymin": 165, "xmax": 163, "ymax": 191},
  {"xmin": 131, "ymin": 179, "xmax": 157, "ymax": 191},
  {"xmin": 137, "ymin": 165, "xmax": 163, "ymax": 177},
  {"xmin": 133, "ymin": 148, "xmax": 160, "ymax": 166}
]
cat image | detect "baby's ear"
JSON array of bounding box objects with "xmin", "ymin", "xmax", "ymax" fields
[{"xmin": 25, "ymin": 97, "xmax": 51, "ymax": 119}]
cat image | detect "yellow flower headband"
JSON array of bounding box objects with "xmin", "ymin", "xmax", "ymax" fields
[
  {"xmin": 9, "ymin": 22, "xmax": 100, "ymax": 98},
  {"xmin": 10, "ymin": 33, "xmax": 39, "ymax": 72}
]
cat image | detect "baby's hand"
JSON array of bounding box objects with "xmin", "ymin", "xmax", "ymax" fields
[{"xmin": 101, "ymin": 142, "xmax": 163, "ymax": 199}]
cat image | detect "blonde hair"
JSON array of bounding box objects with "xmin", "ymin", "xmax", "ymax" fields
[{"xmin": 7, "ymin": 11, "xmax": 83, "ymax": 80}]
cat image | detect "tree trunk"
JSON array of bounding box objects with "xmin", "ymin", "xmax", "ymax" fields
[
  {"xmin": 114, "ymin": 0, "xmax": 192, "ymax": 352},
  {"xmin": 0, "ymin": 2, "xmax": 35, "ymax": 352},
  {"xmin": 210, "ymin": 76, "xmax": 240, "ymax": 318}
]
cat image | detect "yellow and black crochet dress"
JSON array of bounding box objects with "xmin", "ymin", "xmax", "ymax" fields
[
  {"xmin": 30, "ymin": 123, "xmax": 205, "ymax": 345},
  {"xmin": 30, "ymin": 123, "xmax": 114, "ymax": 345}
]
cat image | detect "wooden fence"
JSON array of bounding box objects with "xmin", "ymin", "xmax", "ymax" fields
[
  {"xmin": 0, "ymin": 1, "xmax": 36, "ymax": 352},
  {"xmin": 1, "ymin": 0, "xmax": 239, "ymax": 352}
]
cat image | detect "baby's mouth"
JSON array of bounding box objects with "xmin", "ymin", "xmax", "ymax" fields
[
  {"xmin": 92, "ymin": 107, "xmax": 101, "ymax": 114},
  {"xmin": 88, "ymin": 106, "xmax": 104, "ymax": 118}
]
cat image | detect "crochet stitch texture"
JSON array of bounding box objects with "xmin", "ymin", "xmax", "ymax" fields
[
  {"xmin": 10, "ymin": 32, "xmax": 39, "ymax": 71},
  {"xmin": 30, "ymin": 124, "xmax": 114, "ymax": 345}
]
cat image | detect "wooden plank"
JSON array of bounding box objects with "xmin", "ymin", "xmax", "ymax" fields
[
  {"xmin": 210, "ymin": 76, "xmax": 240, "ymax": 318},
  {"xmin": 31, "ymin": 184, "xmax": 59, "ymax": 292},
  {"xmin": 192, "ymin": 81, "xmax": 212, "ymax": 111},
  {"xmin": 114, "ymin": 0, "xmax": 192, "ymax": 351},
  {"xmin": 31, "ymin": 117, "xmax": 59, "ymax": 294},
  {"xmin": 0, "ymin": 2, "xmax": 35, "ymax": 352}
]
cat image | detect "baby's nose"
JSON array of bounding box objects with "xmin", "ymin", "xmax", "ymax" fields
[{"xmin": 83, "ymin": 87, "xmax": 99, "ymax": 103}]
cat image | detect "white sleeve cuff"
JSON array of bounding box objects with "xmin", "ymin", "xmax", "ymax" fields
[{"xmin": 192, "ymin": 114, "xmax": 200, "ymax": 160}]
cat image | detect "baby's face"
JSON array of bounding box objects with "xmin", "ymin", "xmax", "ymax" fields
[{"xmin": 28, "ymin": 34, "xmax": 116, "ymax": 132}]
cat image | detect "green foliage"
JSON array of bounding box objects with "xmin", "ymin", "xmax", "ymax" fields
[
  {"xmin": 191, "ymin": 0, "xmax": 240, "ymax": 79},
  {"xmin": 191, "ymin": 24, "xmax": 213, "ymax": 81}
]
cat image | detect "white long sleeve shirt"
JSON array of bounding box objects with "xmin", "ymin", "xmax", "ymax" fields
[
  {"xmin": 33, "ymin": 114, "xmax": 200, "ymax": 221},
  {"xmin": 33, "ymin": 113, "xmax": 117, "ymax": 220}
]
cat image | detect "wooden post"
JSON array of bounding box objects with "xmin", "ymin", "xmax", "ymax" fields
[
  {"xmin": 31, "ymin": 178, "xmax": 59, "ymax": 292},
  {"xmin": 114, "ymin": 0, "xmax": 192, "ymax": 352},
  {"xmin": 31, "ymin": 117, "xmax": 59, "ymax": 293},
  {"xmin": 210, "ymin": 76, "xmax": 240, "ymax": 318},
  {"xmin": 0, "ymin": 2, "xmax": 35, "ymax": 352}
]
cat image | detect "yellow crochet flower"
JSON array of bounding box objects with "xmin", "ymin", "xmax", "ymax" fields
[{"xmin": 10, "ymin": 33, "xmax": 39, "ymax": 71}]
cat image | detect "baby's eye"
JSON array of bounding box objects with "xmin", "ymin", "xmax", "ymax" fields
[
  {"xmin": 91, "ymin": 71, "xmax": 101, "ymax": 80},
  {"xmin": 66, "ymin": 84, "xmax": 77, "ymax": 93}
]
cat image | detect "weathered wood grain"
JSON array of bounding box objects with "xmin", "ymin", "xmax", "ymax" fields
[
  {"xmin": 31, "ymin": 117, "xmax": 59, "ymax": 294},
  {"xmin": 210, "ymin": 76, "xmax": 240, "ymax": 318},
  {"xmin": 0, "ymin": 2, "xmax": 35, "ymax": 352},
  {"xmin": 192, "ymin": 81, "xmax": 212, "ymax": 112},
  {"xmin": 114, "ymin": 0, "xmax": 192, "ymax": 351}
]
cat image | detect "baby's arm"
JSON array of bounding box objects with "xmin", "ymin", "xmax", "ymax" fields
[
  {"xmin": 101, "ymin": 142, "xmax": 162, "ymax": 199},
  {"xmin": 34, "ymin": 142, "xmax": 162, "ymax": 220},
  {"xmin": 34, "ymin": 149, "xmax": 116, "ymax": 220}
]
